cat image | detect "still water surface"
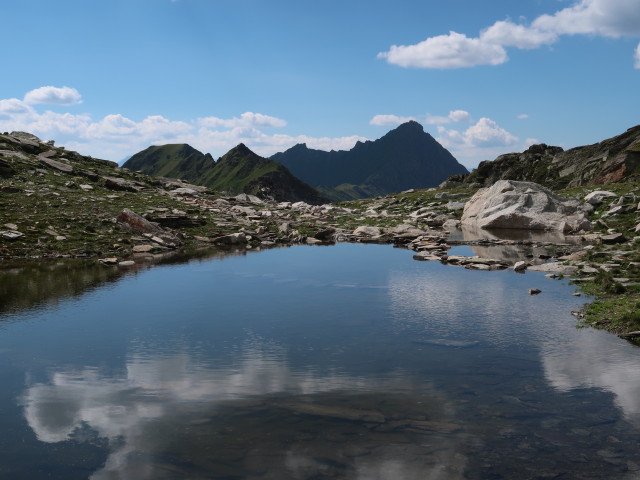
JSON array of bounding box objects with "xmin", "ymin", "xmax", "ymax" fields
[{"xmin": 1, "ymin": 243, "xmax": 639, "ymax": 479}]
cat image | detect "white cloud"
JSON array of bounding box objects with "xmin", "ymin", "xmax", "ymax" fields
[
  {"xmin": 24, "ymin": 86, "xmax": 82, "ymax": 106},
  {"xmin": 369, "ymin": 114, "xmax": 416, "ymax": 126},
  {"xmin": 480, "ymin": 20, "xmax": 558, "ymax": 49},
  {"xmin": 635, "ymin": 42, "xmax": 640, "ymax": 68},
  {"xmin": 199, "ymin": 112, "xmax": 286, "ymax": 129},
  {"xmin": 0, "ymin": 98, "xmax": 34, "ymax": 117},
  {"xmin": 0, "ymin": 87, "xmax": 366, "ymax": 162},
  {"xmin": 378, "ymin": 31, "xmax": 508, "ymax": 69},
  {"xmin": 425, "ymin": 110, "xmax": 473, "ymax": 125},
  {"xmin": 435, "ymin": 117, "xmax": 525, "ymax": 168},
  {"xmin": 446, "ymin": 110, "xmax": 472, "ymax": 123},
  {"xmin": 517, "ymin": 113, "xmax": 530, "ymax": 119},
  {"xmin": 461, "ymin": 117, "xmax": 519, "ymax": 147},
  {"xmin": 372, "ymin": 110, "xmax": 472, "ymax": 127},
  {"xmin": 380, "ymin": 0, "xmax": 640, "ymax": 69},
  {"xmin": 532, "ymin": 0, "xmax": 640, "ymax": 37}
]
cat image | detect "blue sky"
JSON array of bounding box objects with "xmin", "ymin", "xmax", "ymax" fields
[{"xmin": 1, "ymin": 0, "xmax": 638, "ymax": 168}]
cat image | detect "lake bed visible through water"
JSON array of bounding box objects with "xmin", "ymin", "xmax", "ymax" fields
[{"xmin": 1, "ymin": 243, "xmax": 639, "ymax": 479}]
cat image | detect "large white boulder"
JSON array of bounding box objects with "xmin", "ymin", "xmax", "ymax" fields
[{"xmin": 461, "ymin": 180, "xmax": 592, "ymax": 233}]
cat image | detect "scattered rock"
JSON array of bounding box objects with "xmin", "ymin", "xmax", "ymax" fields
[
  {"xmin": 118, "ymin": 260, "xmax": 136, "ymax": 267},
  {"xmin": 213, "ymin": 232, "xmax": 247, "ymax": 245},
  {"xmin": 528, "ymin": 263, "xmax": 578, "ymax": 275},
  {"xmin": 413, "ymin": 252, "xmax": 442, "ymax": 261},
  {"xmin": 104, "ymin": 176, "xmax": 142, "ymax": 192},
  {"xmin": 353, "ymin": 226, "xmax": 382, "ymax": 237},
  {"xmin": 133, "ymin": 245, "xmax": 154, "ymax": 253},
  {"xmin": 278, "ymin": 223, "xmax": 290, "ymax": 234},
  {"xmin": 116, "ymin": 208, "xmax": 181, "ymax": 248},
  {"xmin": 170, "ymin": 187, "xmax": 200, "ymax": 196},
  {"xmin": 0, "ymin": 158, "xmax": 16, "ymax": 177},
  {"xmin": 234, "ymin": 193, "xmax": 263, "ymax": 204},
  {"xmin": 441, "ymin": 219, "xmax": 461, "ymax": 231},
  {"xmin": 39, "ymin": 156, "xmax": 73, "ymax": 173},
  {"xmin": 581, "ymin": 266, "xmax": 599, "ymax": 274},
  {"xmin": 584, "ymin": 190, "xmax": 617, "ymax": 206},
  {"xmin": 313, "ymin": 227, "xmax": 336, "ymax": 241},
  {"xmin": 529, "ymin": 288, "xmax": 542, "ymax": 295},
  {"xmin": 99, "ymin": 257, "xmax": 119, "ymax": 265},
  {"xmin": 0, "ymin": 230, "xmax": 24, "ymax": 241},
  {"xmin": 145, "ymin": 213, "xmax": 206, "ymax": 228},
  {"xmin": 513, "ymin": 261, "xmax": 528, "ymax": 272},
  {"xmin": 602, "ymin": 233, "xmax": 627, "ymax": 244}
]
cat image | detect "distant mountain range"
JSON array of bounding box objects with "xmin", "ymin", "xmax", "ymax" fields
[
  {"xmin": 271, "ymin": 121, "xmax": 468, "ymax": 201},
  {"xmin": 124, "ymin": 144, "xmax": 327, "ymax": 204},
  {"xmin": 123, "ymin": 122, "xmax": 469, "ymax": 202}
]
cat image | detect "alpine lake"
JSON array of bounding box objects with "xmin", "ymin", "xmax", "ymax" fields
[{"xmin": 1, "ymin": 237, "xmax": 640, "ymax": 480}]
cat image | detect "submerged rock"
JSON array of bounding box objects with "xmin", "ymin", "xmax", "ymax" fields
[{"xmin": 461, "ymin": 180, "xmax": 592, "ymax": 233}]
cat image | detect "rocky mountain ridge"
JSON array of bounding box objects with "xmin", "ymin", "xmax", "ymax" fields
[{"xmin": 444, "ymin": 125, "xmax": 640, "ymax": 189}]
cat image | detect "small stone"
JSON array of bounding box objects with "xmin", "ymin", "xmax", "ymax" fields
[
  {"xmin": 79, "ymin": 184, "xmax": 94, "ymax": 191},
  {"xmin": 0, "ymin": 230, "xmax": 23, "ymax": 240},
  {"xmin": 55, "ymin": 235, "xmax": 66, "ymax": 241},
  {"xmin": 529, "ymin": 288, "xmax": 542, "ymax": 295},
  {"xmin": 353, "ymin": 226, "xmax": 382, "ymax": 237},
  {"xmin": 118, "ymin": 260, "xmax": 136, "ymax": 267},
  {"xmin": 4, "ymin": 223, "xmax": 18, "ymax": 230},
  {"xmin": 213, "ymin": 232, "xmax": 247, "ymax": 245},
  {"xmin": 602, "ymin": 233, "xmax": 627, "ymax": 244},
  {"xmin": 573, "ymin": 292, "xmax": 582, "ymax": 296},
  {"xmin": 513, "ymin": 261, "xmax": 528, "ymax": 272},
  {"xmin": 99, "ymin": 257, "xmax": 118, "ymax": 265},
  {"xmin": 584, "ymin": 190, "xmax": 617, "ymax": 206},
  {"xmin": 133, "ymin": 245, "xmax": 154, "ymax": 253}
]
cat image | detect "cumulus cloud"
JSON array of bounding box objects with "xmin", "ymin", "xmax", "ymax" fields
[
  {"xmin": 0, "ymin": 98, "xmax": 34, "ymax": 117},
  {"xmin": 0, "ymin": 88, "xmax": 367, "ymax": 162},
  {"xmin": 446, "ymin": 110, "xmax": 472, "ymax": 123},
  {"xmin": 199, "ymin": 111, "xmax": 286, "ymax": 129},
  {"xmin": 379, "ymin": 0, "xmax": 640, "ymax": 69},
  {"xmin": 378, "ymin": 31, "xmax": 508, "ymax": 69},
  {"xmin": 480, "ymin": 20, "xmax": 558, "ymax": 49},
  {"xmin": 435, "ymin": 117, "xmax": 525, "ymax": 168},
  {"xmin": 24, "ymin": 86, "xmax": 82, "ymax": 105},
  {"xmin": 371, "ymin": 110, "xmax": 472, "ymax": 127},
  {"xmin": 369, "ymin": 114, "xmax": 416, "ymax": 126},
  {"xmin": 532, "ymin": 0, "xmax": 640, "ymax": 37}
]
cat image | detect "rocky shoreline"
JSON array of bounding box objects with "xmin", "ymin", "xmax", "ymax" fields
[{"xmin": 1, "ymin": 131, "xmax": 639, "ymax": 340}]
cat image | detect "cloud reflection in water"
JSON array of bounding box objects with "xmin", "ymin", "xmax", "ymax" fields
[{"xmin": 22, "ymin": 338, "xmax": 465, "ymax": 479}]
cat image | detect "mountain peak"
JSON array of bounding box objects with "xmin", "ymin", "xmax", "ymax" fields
[
  {"xmin": 271, "ymin": 121, "xmax": 467, "ymax": 200},
  {"xmin": 395, "ymin": 120, "xmax": 424, "ymax": 132},
  {"xmin": 227, "ymin": 143, "xmax": 254, "ymax": 156}
]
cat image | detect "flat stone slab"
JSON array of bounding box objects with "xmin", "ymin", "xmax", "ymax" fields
[
  {"xmin": 528, "ymin": 263, "xmax": 579, "ymax": 275},
  {"xmin": 39, "ymin": 157, "xmax": 73, "ymax": 173}
]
